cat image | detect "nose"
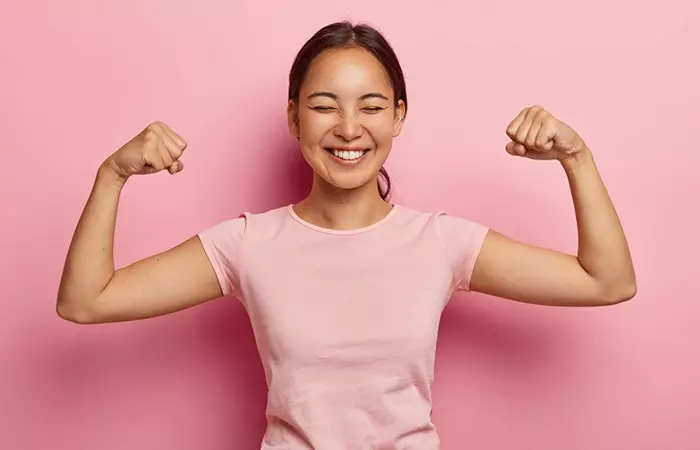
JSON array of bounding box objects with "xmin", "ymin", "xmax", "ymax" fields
[{"xmin": 333, "ymin": 113, "xmax": 363, "ymax": 141}]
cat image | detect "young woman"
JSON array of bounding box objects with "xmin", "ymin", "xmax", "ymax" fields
[{"xmin": 57, "ymin": 21, "xmax": 636, "ymax": 449}]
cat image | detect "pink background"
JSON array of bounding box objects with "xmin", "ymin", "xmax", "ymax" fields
[{"xmin": 2, "ymin": 1, "xmax": 699, "ymax": 449}]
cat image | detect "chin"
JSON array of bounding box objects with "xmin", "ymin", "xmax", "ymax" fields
[{"xmin": 322, "ymin": 171, "xmax": 377, "ymax": 191}]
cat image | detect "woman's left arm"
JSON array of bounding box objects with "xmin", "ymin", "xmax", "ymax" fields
[{"xmin": 470, "ymin": 105, "xmax": 637, "ymax": 307}]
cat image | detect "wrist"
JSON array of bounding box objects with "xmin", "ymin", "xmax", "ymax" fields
[
  {"xmin": 97, "ymin": 160, "xmax": 128, "ymax": 190},
  {"xmin": 560, "ymin": 144, "xmax": 593, "ymax": 174}
]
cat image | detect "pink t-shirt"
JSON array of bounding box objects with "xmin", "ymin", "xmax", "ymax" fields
[{"xmin": 197, "ymin": 204, "xmax": 489, "ymax": 449}]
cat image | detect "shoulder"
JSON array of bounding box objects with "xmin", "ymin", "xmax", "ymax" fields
[
  {"xmin": 396, "ymin": 205, "xmax": 490, "ymax": 291},
  {"xmin": 209, "ymin": 205, "xmax": 289, "ymax": 228},
  {"xmin": 392, "ymin": 204, "xmax": 487, "ymax": 235},
  {"xmin": 392, "ymin": 204, "xmax": 490, "ymax": 256},
  {"xmin": 197, "ymin": 205, "xmax": 289, "ymax": 242}
]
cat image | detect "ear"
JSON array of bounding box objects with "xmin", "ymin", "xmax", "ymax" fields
[
  {"xmin": 393, "ymin": 99, "xmax": 406, "ymax": 137},
  {"xmin": 287, "ymin": 100, "xmax": 300, "ymax": 138}
]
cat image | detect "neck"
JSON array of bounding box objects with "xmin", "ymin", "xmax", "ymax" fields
[{"xmin": 293, "ymin": 175, "xmax": 393, "ymax": 230}]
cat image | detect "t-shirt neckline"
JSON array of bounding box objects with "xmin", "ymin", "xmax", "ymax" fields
[{"xmin": 287, "ymin": 204, "xmax": 399, "ymax": 236}]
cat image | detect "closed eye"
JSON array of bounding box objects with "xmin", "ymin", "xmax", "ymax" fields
[{"xmin": 309, "ymin": 105, "xmax": 385, "ymax": 114}]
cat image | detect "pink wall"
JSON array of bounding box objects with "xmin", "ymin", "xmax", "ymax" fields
[{"xmin": 2, "ymin": 1, "xmax": 698, "ymax": 449}]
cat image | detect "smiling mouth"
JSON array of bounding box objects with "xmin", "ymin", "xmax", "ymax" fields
[{"xmin": 324, "ymin": 148, "xmax": 370, "ymax": 162}]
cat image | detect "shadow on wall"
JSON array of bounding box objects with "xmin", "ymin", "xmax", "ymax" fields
[
  {"xmin": 432, "ymin": 293, "xmax": 582, "ymax": 439},
  {"xmin": 28, "ymin": 300, "xmax": 268, "ymax": 449},
  {"xmin": 235, "ymin": 120, "xmax": 313, "ymax": 213},
  {"xmin": 438, "ymin": 295, "xmax": 575, "ymax": 377}
]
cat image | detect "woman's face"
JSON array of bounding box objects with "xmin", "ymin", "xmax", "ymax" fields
[{"xmin": 288, "ymin": 47, "xmax": 406, "ymax": 193}]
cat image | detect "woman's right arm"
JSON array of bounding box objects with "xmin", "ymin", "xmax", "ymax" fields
[{"xmin": 57, "ymin": 122, "xmax": 223, "ymax": 324}]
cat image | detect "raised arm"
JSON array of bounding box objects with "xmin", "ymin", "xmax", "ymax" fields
[
  {"xmin": 57, "ymin": 122, "xmax": 223, "ymax": 324},
  {"xmin": 470, "ymin": 105, "xmax": 636, "ymax": 307}
]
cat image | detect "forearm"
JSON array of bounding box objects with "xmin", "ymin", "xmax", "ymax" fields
[
  {"xmin": 57, "ymin": 164, "xmax": 127, "ymax": 315},
  {"xmin": 561, "ymin": 146, "xmax": 636, "ymax": 300}
]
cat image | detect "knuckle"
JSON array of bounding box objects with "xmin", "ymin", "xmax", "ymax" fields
[
  {"xmin": 143, "ymin": 129, "xmax": 159, "ymax": 143},
  {"xmin": 166, "ymin": 142, "xmax": 183, "ymax": 158},
  {"xmin": 146, "ymin": 122, "xmax": 165, "ymax": 136}
]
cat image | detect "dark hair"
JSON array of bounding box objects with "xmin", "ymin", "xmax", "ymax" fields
[{"xmin": 288, "ymin": 21, "xmax": 407, "ymax": 201}]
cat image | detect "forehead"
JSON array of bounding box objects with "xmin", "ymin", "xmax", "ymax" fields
[{"xmin": 301, "ymin": 47, "xmax": 393, "ymax": 96}]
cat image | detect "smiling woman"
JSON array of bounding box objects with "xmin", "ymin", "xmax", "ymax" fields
[
  {"xmin": 57, "ymin": 20, "xmax": 636, "ymax": 450},
  {"xmin": 287, "ymin": 22, "xmax": 407, "ymax": 203}
]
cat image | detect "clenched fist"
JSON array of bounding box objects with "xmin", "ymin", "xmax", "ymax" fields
[
  {"xmin": 505, "ymin": 105, "xmax": 586, "ymax": 162},
  {"xmin": 103, "ymin": 122, "xmax": 187, "ymax": 181}
]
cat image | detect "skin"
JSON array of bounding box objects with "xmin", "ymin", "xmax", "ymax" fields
[{"xmin": 56, "ymin": 46, "xmax": 636, "ymax": 325}]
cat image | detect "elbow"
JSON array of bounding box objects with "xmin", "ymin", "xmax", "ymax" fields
[
  {"xmin": 599, "ymin": 278, "xmax": 637, "ymax": 306},
  {"xmin": 56, "ymin": 299, "xmax": 99, "ymax": 325}
]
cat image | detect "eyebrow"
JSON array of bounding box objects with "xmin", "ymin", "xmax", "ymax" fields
[{"xmin": 307, "ymin": 91, "xmax": 389, "ymax": 101}]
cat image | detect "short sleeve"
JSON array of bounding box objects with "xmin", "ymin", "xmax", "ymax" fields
[
  {"xmin": 197, "ymin": 215, "xmax": 247, "ymax": 298},
  {"xmin": 436, "ymin": 214, "xmax": 490, "ymax": 292}
]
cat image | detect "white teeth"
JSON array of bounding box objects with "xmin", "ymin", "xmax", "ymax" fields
[{"xmin": 332, "ymin": 149, "xmax": 364, "ymax": 160}]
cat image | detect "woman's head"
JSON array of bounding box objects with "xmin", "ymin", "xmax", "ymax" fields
[{"xmin": 287, "ymin": 21, "xmax": 407, "ymax": 201}]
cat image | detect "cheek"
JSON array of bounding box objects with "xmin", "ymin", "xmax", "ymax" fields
[
  {"xmin": 367, "ymin": 118, "xmax": 396, "ymax": 145},
  {"xmin": 298, "ymin": 114, "xmax": 331, "ymax": 143}
]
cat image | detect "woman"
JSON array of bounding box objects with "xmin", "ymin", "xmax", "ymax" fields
[{"xmin": 57, "ymin": 21, "xmax": 636, "ymax": 449}]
